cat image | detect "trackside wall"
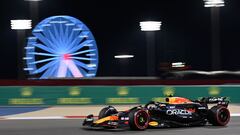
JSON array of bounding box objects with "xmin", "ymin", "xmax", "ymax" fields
[{"xmin": 0, "ymin": 85, "xmax": 240, "ymax": 105}]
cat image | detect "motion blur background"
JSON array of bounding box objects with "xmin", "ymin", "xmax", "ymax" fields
[
  {"xmin": 0, "ymin": 0, "xmax": 240, "ymax": 79},
  {"xmin": 0, "ymin": 1, "xmax": 240, "ymax": 128}
]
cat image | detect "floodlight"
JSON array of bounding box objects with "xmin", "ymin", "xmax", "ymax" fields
[
  {"xmin": 140, "ymin": 21, "xmax": 162, "ymax": 31},
  {"xmin": 172, "ymin": 62, "xmax": 186, "ymax": 68},
  {"xmin": 204, "ymin": 0, "xmax": 225, "ymax": 7},
  {"xmin": 11, "ymin": 20, "xmax": 32, "ymax": 30},
  {"xmin": 24, "ymin": 0, "xmax": 42, "ymax": 1},
  {"xmin": 114, "ymin": 55, "xmax": 134, "ymax": 59}
]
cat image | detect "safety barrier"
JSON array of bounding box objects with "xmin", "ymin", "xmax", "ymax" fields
[{"xmin": 0, "ymin": 85, "xmax": 240, "ymax": 105}]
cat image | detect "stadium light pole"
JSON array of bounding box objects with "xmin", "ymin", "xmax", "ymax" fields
[
  {"xmin": 11, "ymin": 20, "xmax": 32, "ymax": 80},
  {"xmin": 204, "ymin": 0, "xmax": 225, "ymax": 70},
  {"xmin": 24, "ymin": 0, "xmax": 42, "ymax": 25},
  {"xmin": 140, "ymin": 21, "xmax": 162, "ymax": 76}
]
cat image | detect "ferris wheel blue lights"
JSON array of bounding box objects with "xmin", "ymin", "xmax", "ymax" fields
[{"xmin": 24, "ymin": 16, "xmax": 99, "ymax": 79}]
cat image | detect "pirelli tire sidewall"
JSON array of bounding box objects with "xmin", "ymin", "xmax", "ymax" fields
[
  {"xmin": 208, "ymin": 106, "xmax": 230, "ymax": 126},
  {"xmin": 129, "ymin": 109, "xmax": 150, "ymax": 130}
]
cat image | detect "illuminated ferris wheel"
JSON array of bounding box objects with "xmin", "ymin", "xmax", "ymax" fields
[{"xmin": 24, "ymin": 16, "xmax": 99, "ymax": 79}]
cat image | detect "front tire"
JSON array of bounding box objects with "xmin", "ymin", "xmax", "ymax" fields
[
  {"xmin": 98, "ymin": 106, "xmax": 118, "ymax": 119},
  {"xmin": 208, "ymin": 106, "xmax": 230, "ymax": 126},
  {"xmin": 129, "ymin": 109, "xmax": 149, "ymax": 130}
]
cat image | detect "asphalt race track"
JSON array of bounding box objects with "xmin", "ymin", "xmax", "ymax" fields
[{"xmin": 0, "ymin": 117, "xmax": 240, "ymax": 135}]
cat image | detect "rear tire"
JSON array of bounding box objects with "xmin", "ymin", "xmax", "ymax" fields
[
  {"xmin": 208, "ymin": 106, "xmax": 230, "ymax": 126},
  {"xmin": 129, "ymin": 109, "xmax": 149, "ymax": 130}
]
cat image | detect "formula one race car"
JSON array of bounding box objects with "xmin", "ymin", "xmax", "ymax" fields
[{"xmin": 82, "ymin": 97, "xmax": 230, "ymax": 130}]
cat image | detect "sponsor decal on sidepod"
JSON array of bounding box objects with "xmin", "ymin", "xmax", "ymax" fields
[{"xmin": 166, "ymin": 109, "xmax": 192, "ymax": 115}]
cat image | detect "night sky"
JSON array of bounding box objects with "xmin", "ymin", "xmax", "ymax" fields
[{"xmin": 0, "ymin": 0, "xmax": 240, "ymax": 79}]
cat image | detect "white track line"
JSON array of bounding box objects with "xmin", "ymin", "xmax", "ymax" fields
[
  {"xmin": 5, "ymin": 116, "xmax": 65, "ymax": 120},
  {"xmin": 231, "ymin": 113, "xmax": 240, "ymax": 117}
]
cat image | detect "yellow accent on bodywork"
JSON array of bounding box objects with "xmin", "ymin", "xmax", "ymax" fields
[
  {"xmin": 149, "ymin": 121, "xmax": 159, "ymax": 126},
  {"xmin": 94, "ymin": 116, "xmax": 118, "ymax": 124}
]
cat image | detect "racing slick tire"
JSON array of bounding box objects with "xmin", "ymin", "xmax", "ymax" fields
[
  {"xmin": 208, "ymin": 105, "xmax": 230, "ymax": 126},
  {"xmin": 129, "ymin": 109, "xmax": 150, "ymax": 130},
  {"xmin": 98, "ymin": 106, "xmax": 118, "ymax": 119}
]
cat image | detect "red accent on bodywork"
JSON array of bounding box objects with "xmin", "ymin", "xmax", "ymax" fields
[
  {"xmin": 186, "ymin": 108, "xmax": 196, "ymax": 113},
  {"xmin": 109, "ymin": 115, "xmax": 119, "ymax": 121}
]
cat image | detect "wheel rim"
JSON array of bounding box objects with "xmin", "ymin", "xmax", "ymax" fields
[
  {"xmin": 218, "ymin": 108, "xmax": 229, "ymax": 123},
  {"xmin": 134, "ymin": 110, "xmax": 149, "ymax": 129}
]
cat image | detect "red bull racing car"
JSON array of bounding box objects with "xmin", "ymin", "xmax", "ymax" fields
[{"xmin": 82, "ymin": 97, "xmax": 230, "ymax": 130}]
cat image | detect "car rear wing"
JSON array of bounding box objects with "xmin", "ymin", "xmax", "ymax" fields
[{"xmin": 200, "ymin": 97, "xmax": 229, "ymax": 107}]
